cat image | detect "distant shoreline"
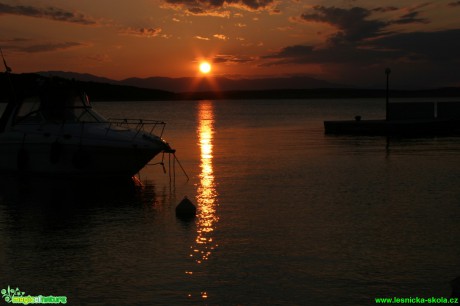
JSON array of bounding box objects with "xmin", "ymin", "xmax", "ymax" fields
[
  {"xmin": 3, "ymin": 87, "xmax": 460, "ymax": 103},
  {"xmin": 1, "ymin": 73, "xmax": 460, "ymax": 102},
  {"xmin": 173, "ymin": 88, "xmax": 460, "ymax": 101}
]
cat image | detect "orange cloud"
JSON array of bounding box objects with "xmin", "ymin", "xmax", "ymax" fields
[{"xmin": 119, "ymin": 27, "xmax": 163, "ymax": 38}]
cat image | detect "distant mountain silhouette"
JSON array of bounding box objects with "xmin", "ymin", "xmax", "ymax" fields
[
  {"xmin": 122, "ymin": 76, "xmax": 197, "ymax": 92},
  {"xmin": 122, "ymin": 75, "xmax": 344, "ymax": 92},
  {"xmin": 36, "ymin": 71, "xmax": 119, "ymax": 85},
  {"xmin": 26, "ymin": 71, "xmax": 460, "ymax": 101},
  {"xmin": 2, "ymin": 73, "xmax": 175, "ymax": 102},
  {"xmin": 36, "ymin": 71, "xmax": 344, "ymax": 92}
]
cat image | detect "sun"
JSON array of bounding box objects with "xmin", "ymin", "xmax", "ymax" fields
[{"xmin": 199, "ymin": 61, "xmax": 211, "ymax": 74}]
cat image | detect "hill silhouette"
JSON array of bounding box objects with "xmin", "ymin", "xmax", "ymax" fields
[
  {"xmin": 0, "ymin": 73, "xmax": 175, "ymax": 102},
  {"xmin": 1, "ymin": 72, "xmax": 460, "ymax": 102},
  {"xmin": 121, "ymin": 75, "xmax": 343, "ymax": 92},
  {"xmin": 37, "ymin": 71, "xmax": 345, "ymax": 92}
]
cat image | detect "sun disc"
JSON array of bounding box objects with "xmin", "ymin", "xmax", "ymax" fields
[{"xmin": 199, "ymin": 62, "xmax": 211, "ymax": 74}]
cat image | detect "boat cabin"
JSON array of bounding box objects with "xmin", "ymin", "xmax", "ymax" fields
[{"xmin": 5, "ymin": 79, "xmax": 106, "ymax": 128}]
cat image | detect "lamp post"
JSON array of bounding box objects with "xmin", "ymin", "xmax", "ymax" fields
[{"xmin": 385, "ymin": 68, "xmax": 391, "ymax": 121}]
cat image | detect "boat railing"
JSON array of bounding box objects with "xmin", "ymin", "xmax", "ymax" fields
[
  {"xmin": 106, "ymin": 118, "xmax": 167, "ymax": 138},
  {"xmin": 14, "ymin": 118, "xmax": 168, "ymax": 145}
]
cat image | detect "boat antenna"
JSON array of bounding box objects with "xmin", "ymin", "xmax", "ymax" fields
[
  {"xmin": 0, "ymin": 47, "xmax": 16, "ymax": 101},
  {"xmin": 0, "ymin": 47, "xmax": 18, "ymax": 132},
  {"xmin": 0, "ymin": 47, "xmax": 12, "ymax": 73}
]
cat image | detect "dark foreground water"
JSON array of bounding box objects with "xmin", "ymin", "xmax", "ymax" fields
[{"xmin": 2, "ymin": 99, "xmax": 460, "ymax": 305}]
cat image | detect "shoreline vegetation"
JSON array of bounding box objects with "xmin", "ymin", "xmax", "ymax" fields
[{"xmin": 1, "ymin": 73, "xmax": 460, "ymax": 102}]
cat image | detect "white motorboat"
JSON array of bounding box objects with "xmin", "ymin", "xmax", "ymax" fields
[{"xmin": 0, "ymin": 77, "xmax": 173, "ymax": 178}]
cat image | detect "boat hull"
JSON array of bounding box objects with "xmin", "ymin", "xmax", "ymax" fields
[
  {"xmin": 0, "ymin": 142, "xmax": 162, "ymax": 178},
  {"xmin": 0, "ymin": 122, "xmax": 169, "ymax": 178}
]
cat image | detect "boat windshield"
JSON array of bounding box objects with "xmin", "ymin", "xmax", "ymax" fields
[{"xmin": 14, "ymin": 89, "xmax": 106, "ymax": 124}]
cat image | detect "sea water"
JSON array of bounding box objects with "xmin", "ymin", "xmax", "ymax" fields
[{"xmin": 1, "ymin": 98, "xmax": 460, "ymax": 305}]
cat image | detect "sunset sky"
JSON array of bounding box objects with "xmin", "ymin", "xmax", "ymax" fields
[{"xmin": 1, "ymin": 0, "xmax": 460, "ymax": 88}]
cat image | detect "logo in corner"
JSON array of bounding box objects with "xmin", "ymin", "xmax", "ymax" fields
[
  {"xmin": 1, "ymin": 286, "xmax": 25, "ymax": 303},
  {"xmin": 1, "ymin": 286, "xmax": 67, "ymax": 304}
]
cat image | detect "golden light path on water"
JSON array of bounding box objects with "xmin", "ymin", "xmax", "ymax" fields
[{"xmin": 187, "ymin": 100, "xmax": 219, "ymax": 300}]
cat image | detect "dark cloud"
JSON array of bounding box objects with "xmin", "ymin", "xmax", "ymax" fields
[
  {"xmin": 372, "ymin": 6, "xmax": 398, "ymax": 13},
  {"xmin": 301, "ymin": 6, "xmax": 388, "ymax": 44},
  {"xmin": 185, "ymin": 6, "xmax": 230, "ymax": 17},
  {"xmin": 15, "ymin": 42, "xmax": 84, "ymax": 53},
  {"xmin": 187, "ymin": 7, "xmax": 206, "ymax": 14},
  {"xmin": 1, "ymin": 37, "xmax": 85, "ymax": 54},
  {"xmin": 120, "ymin": 27, "xmax": 163, "ymax": 38},
  {"xmin": 240, "ymin": 0, "xmax": 274, "ymax": 10},
  {"xmin": 392, "ymin": 11, "xmax": 429, "ymax": 25},
  {"xmin": 263, "ymin": 28, "xmax": 460, "ymax": 88},
  {"xmin": 266, "ymin": 28, "xmax": 460, "ymax": 64},
  {"xmin": 263, "ymin": 44, "xmax": 399, "ymax": 65},
  {"xmin": 300, "ymin": 5, "xmax": 430, "ymax": 46},
  {"xmin": 264, "ymin": 4, "xmax": 459, "ymax": 87},
  {"xmin": 0, "ymin": 3, "xmax": 96, "ymax": 25},
  {"xmin": 0, "ymin": 37, "xmax": 31, "ymax": 43},
  {"xmin": 164, "ymin": 0, "xmax": 275, "ymax": 11},
  {"xmin": 369, "ymin": 29, "xmax": 460, "ymax": 61}
]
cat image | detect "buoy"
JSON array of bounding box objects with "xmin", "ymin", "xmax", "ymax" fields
[{"xmin": 176, "ymin": 196, "xmax": 196, "ymax": 219}]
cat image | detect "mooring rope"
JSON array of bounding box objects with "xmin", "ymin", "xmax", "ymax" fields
[{"xmin": 147, "ymin": 150, "xmax": 189, "ymax": 182}]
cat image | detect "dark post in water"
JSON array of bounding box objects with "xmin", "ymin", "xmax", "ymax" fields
[{"xmin": 385, "ymin": 68, "xmax": 391, "ymax": 121}]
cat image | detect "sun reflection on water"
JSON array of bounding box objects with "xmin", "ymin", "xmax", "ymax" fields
[{"xmin": 192, "ymin": 100, "xmax": 219, "ymax": 264}]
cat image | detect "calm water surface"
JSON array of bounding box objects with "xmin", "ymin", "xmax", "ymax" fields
[{"xmin": 2, "ymin": 99, "xmax": 460, "ymax": 305}]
